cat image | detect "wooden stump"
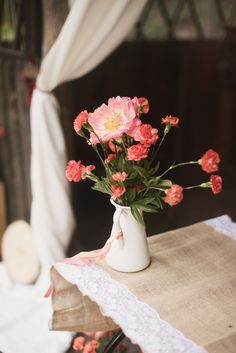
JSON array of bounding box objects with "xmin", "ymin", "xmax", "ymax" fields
[{"xmin": 1, "ymin": 220, "xmax": 41, "ymax": 284}]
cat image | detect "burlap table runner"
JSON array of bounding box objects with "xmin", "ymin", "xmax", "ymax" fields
[{"xmin": 50, "ymin": 221, "xmax": 236, "ymax": 353}]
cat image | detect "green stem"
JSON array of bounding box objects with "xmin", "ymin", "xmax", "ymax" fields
[
  {"xmin": 159, "ymin": 161, "xmax": 198, "ymax": 178},
  {"xmin": 184, "ymin": 184, "xmax": 202, "ymax": 190},
  {"xmin": 150, "ymin": 131, "xmax": 167, "ymax": 165},
  {"xmin": 184, "ymin": 181, "xmax": 211, "ymax": 190}
]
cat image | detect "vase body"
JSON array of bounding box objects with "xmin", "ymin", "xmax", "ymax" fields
[{"xmin": 105, "ymin": 199, "xmax": 150, "ymax": 272}]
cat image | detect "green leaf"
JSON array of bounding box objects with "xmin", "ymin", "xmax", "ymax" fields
[
  {"xmin": 92, "ymin": 179, "xmax": 111, "ymax": 195},
  {"xmin": 149, "ymin": 161, "xmax": 160, "ymax": 175},
  {"xmin": 151, "ymin": 197, "xmax": 164, "ymax": 209},
  {"xmin": 133, "ymin": 166, "xmax": 149, "ymax": 180},
  {"xmin": 127, "ymin": 187, "xmax": 136, "ymax": 203},
  {"xmin": 131, "ymin": 204, "xmax": 144, "ymax": 225},
  {"xmin": 137, "ymin": 197, "xmax": 156, "ymax": 205},
  {"xmin": 136, "ymin": 204, "xmax": 157, "ymax": 213},
  {"xmin": 156, "ymin": 179, "xmax": 172, "ymax": 187}
]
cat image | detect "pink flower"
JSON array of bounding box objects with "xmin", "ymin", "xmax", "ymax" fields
[
  {"xmin": 74, "ymin": 111, "xmax": 89, "ymax": 132},
  {"xmin": 82, "ymin": 165, "xmax": 96, "ymax": 179},
  {"xmin": 83, "ymin": 342, "xmax": 96, "ymax": 353},
  {"xmin": 111, "ymin": 172, "xmax": 128, "ymax": 182},
  {"xmin": 73, "ymin": 336, "xmax": 85, "ymax": 351},
  {"xmin": 130, "ymin": 124, "xmax": 159, "ymax": 147},
  {"xmin": 111, "ymin": 185, "xmax": 126, "ymax": 200},
  {"xmin": 127, "ymin": 144, "xmax": 149, "ymax": 161},
  {"xmin": 88, "ymin": 96, "xmax": 137, "ymax": 142},
  {"xmin": 164, "ymin": 184, "xmax": 183, "ymax": 206},
  {"xmin": 200, "ymin": 149, "xmax": 220, "ymax": 174},
  {"xmin": 90, "ymin": 340, "xmax": 99, "ymax": 349},
  {"xmin": 108, "ymin": 140, "xmax": 122, "ymax": 152},
  {"xmin": 137, "ymin": 97, "xmax": 149, "ymax": 114},
  {"xmin": 161, "ymin": 115, "xmax": 179, "ymax": 127},
  {"xmin": 65, "ymin": 160, "xmax": 95, "ymax": 182},
  {"xmin": 89, "ymin": 132, "xmax": 99, "ymax": 145},
  {"xmin": 210, "ymin": 175, "xmax": 222, "ymax": 194},
  {"xmin": 65, "ymin": 160, "xmax": 83, "ymax": 182},
  {"xmin": 105, "ymin": 153, "xmax": 116, "ymax": 164}
]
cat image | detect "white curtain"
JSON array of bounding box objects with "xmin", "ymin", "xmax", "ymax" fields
[
  {"xmin": 0, "ymin": 3, "xmax": 148, "ymax": 353},
  {"xmin": 30, "ymin": 0, "xmax": 147, "ymax": 268}
]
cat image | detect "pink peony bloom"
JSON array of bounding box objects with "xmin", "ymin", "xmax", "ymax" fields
[
  {"xmin": 74, "ymin": 111, "xmax": 89, "ymax": 132},
  {"xmin": 105, "ymin": 153, "xmax": 116, "ymax": 164},
  {"xmin": 65, "ymin": 160, "xmax": 95, "ymax": 182},
  {"xmin": 111, "ymin": 172, "xmax": 128, "ymax": 182},
  {"xmin": 164, "ymin": 184, "xmax": 183, "ymax": 206},
  {"xmin": 127, "ymin": 144, "xmax": 149, "ymax": 161},
  {"xmin": 130, "ymin": 124, "xmax": 159, "ymax": 147},
  {"xmin": 126, "ymin": 117, "xmax": 142, "ymax": 135},
  {"xmin": 73, "ymin": 336, "xmax": 85, "ymax": 351},
  {"xmin": 108, "ymin": 139, "xmax": 122, "ymax": 152},
  {"xmin": 111, "ymin": 185, "xmax": 126, "ymax": 200},
  {"xmin": 200, "ymin": 149, "xmax": 220, "ymax": 174},
  {"xmin": 88, "ymin": 96, "xmax": 137, "ymax": 142},
  {"xmin": 161, "ymin": 115, "xmax": 179, "ymax": 127},
  {"xmin": 210, "ymin": 175, "xmax": 222, "ymax": 194},
  {"xmin": 137, "ymin": 97, "xmax": 149, "ymax": 114}
]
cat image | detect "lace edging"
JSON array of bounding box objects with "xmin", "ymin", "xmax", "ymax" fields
[{"xmin": 55, "ymin": 263, "xmax": 207, "ymax": 353}]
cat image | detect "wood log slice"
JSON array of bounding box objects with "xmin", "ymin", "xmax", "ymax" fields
[{"xmin": 1, "ymin": 220, "xmax": 41, "ymax": 284}]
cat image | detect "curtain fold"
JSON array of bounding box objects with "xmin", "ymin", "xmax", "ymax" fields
[{"xmin": 30, "ymin": 0, "xmax": 147, "ymax": 268}]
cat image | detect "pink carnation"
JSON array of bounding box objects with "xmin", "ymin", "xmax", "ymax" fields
[
  {"xmin": 105, "ymin": 153, "xmax": 116, "ymax": 164},
  {"xmin": 137, "ymin": 97, "xmax": 149, "ymax": 114},
  {"xmin": 73, "ymin": 336, "xmax": 85, "ymax": 351},
  {"xmin": 161, "ymin": 115, "xmax": 179, "ymax": 127},
  {"xmin": 200, "ymin": 149, "xmax": 220, "ymax": 174},
  {"xmin": 127, "ymin": 144, "xmax": 149, "ymax": 161},
  {"xmin": 82, "ymin": 165, "xmax": 96, "ymax": 179},
  {"xmin": 88, "ymin": 96, "xmax": 137, "ymax": 142},
  {"xmin": 111, "ymin": 172, "xmax": 128, "ymax": 182},
  {"xmin": 74, "ymin": 111, "xmax": 89, "ymax": 132},
  {"xmin": 83, "ymin": 341, "xmax": 96, "ymax": 353},
  {"xmin": 65, "ymin": 160, "xmax": 95, "ymax": 182},
  {"xmin": 131, "ymin": 124, "xmax": 159, "ymax": 147},
  {"xmin": 210, "ymin": 175, "xmax": 222, "ymax": 194},
  {"xmin": 111, "ymin": 185, "xmax": 126, "ymax": 200},
  {"xmin": 164, "ymin": 184, "xmax": 183, "ymax": 206}
]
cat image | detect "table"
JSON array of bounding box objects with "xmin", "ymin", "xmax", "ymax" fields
[{"xmin": 49, "ymin": 215, "xmax": 236, "ymax": 353}]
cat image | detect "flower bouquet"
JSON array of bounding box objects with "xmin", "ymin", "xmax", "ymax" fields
[
  {"xmin": 66, "ymin": 96, "xmax": 222, "ymax": 224},
  {"xmin": 65, "ymin": 96, "xmax": 222, "ymax": 272}
]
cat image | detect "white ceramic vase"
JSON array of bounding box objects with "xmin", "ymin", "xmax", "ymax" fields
[{"xmin": 105, "ymin": 199, "xmax": 151, "ymax": 272}]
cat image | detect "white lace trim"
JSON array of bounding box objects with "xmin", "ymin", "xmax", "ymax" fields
[
  {"xmin": 55, "ymin": 262, "xmax": 207, "ymax": 353},
  {"xmin": 54, "ymin": 216, "xmax": 236, "ymax": 353}
]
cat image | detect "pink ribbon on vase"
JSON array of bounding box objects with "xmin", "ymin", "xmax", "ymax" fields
[{"xmin": 44, "ymin": 212, "xmax": 124, "ymax": 298}]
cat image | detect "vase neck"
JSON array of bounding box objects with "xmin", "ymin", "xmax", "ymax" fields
[{"xmin": 110, "ymin": 198, "xmax": 130, "ymax": 210}]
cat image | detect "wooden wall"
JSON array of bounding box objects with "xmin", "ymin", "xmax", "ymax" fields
[{"xmin": 0, "ymin": 55, "xmax": 31, "ymax": 223}]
